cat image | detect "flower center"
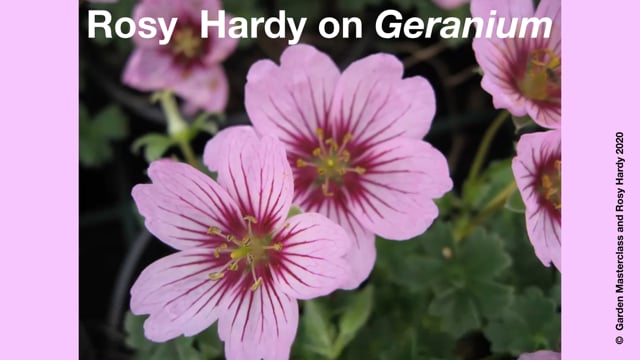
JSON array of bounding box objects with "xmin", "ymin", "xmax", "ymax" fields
[
  {"xmin": 539, "ymin": 159, "xmax": 561, "ymax": 210},
  {"xmin": 206, "ymin": 216, "xmax": 282, "ymax": 291},
  {"xmin": 171, "ymin": 27, "xmax": 205, "ymax": 60},
  {"xmin": 518, "ymin": 48, "xmax": 561, "ymax": 102},
  {"xmin": 297, "ymin": 129, "xmax": 366, "ymax": 197}
]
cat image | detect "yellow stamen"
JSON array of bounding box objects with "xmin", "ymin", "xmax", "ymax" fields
[
  {"xmin": 296, "ymin": 129, "xmax": 366, "ymax": 197},
  {"xmin": 213, "ymin": 243, "xmax": 228, "ymax": 258},
  {"xmin": 228, "ymin": 261, "xmax": 239, "ymax": 271},
  {"xmin": 171, "ymin": 28, "xmax": 203, "ymax": 59},
  {"xmin": 519, "ymin": 48, "xmax": 561, "ymax": 101},
  {"xmin": 207, "ymin": 226, "xmax": 221, "ymax": 235},
  {"xmin": 297, "ymin": 159, "xmax": 309, "ymax": 168},
  {"xmin": 208, "ymin": 272, "xmax": 224, "ymax": 280},
  {"xmin": 250, "ymin": 277, "xmax": 263, "ymax": 291}
]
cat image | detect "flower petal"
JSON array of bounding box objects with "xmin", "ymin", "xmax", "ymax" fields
[
  {"xmin": 245, "ymin": 44, "xmax": 341, "ymax": 148},
  {"xmin": 297, "ymin": 194, "xmax": 377, "ymax": 289},
  {"xmin": 179, "ymin": 0, "xmax": 221, "ymax": 20},
  {"xmin": 339, "ymin": 225, "xmax": 377, "ymax": 290},
  {"xmin": 130, "ymin": 247, "xmax": 234, "ymax": 341},
  {"xmin": 471, "ymin": 0, "xmax": 534, "ymax": 22},
  {"xmin": 203, "ymin": 15, "xmax": 240, "ymax": 64},
  {"xmin": 172, "ymin": 65, "xmax": 229, "ymax": 113},
  {"xmin": 217, "ymin": 281, "xmax": 299, "ymax": 360},
  {"xmin": 518, "ymin": 351, "xmax": 561, "ymax": 360},
  {"xmin": 472, "ymin": 35, "xmax": 529, "ymax": 116},
  {"xmin": 329, "ymin": 53, "xmax": 436, "ymax": 145},
  {"xmin": 271, "ymin": 213, "xmax": 352, "ymax": 300},
  {"xmin": 512, "ymin": 130, "xmax": 561, "ymax": 271},
  {"xmin": 433, "ymin": 0, "xmax": 468, "ymax": 10},
  {"xmin": 132, "ymin": 160, "xmax": 243, "ymax": 250},
  {"xmin": 535, "ymin": 0, "xmax": 561, "ymax": 55},
  {"xmin": 122, "ymin": 49, "xmax": 178, "ymax": 91},
  {"xmin": 215, "ymin": 135, "xmax": 294, "ymax": 233},
  {"xmin": 351, "ymin": 138, "xmax": 453, "ymax": 240},
  {"xmin": 471, "ymin": 0, "xmax": 537, "ymax": 116},
  {"xmin": 203, "ymin": 126, "xmax": 259, "ymax": 174},
  {"xmin": 130, "ymin": 0, "xmax": 183, "ymax": 48}
]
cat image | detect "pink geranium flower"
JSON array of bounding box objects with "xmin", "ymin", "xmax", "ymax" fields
[
  {"xmin": 130, "ymin": 135, "xmax": 352, "ymax": 359},
  {"xmin": 471, "ymin": 0, "xmax": 561, "ymax": 128},
  {"xmin": 433, "ymin": 0, "xmax": 468, "ymax": 10},
  {"xmin": 518, "ymin": 351, "xmax": 561, "ymax": 360},
  {"xmin": 512, "ymin": 130, "xmax": 561, "ymax": 271},
  {"xmin": 122, "ymin": 0, "xmax": 237, "ymax": 112},
  {"xmin": 207, "ymin": 45, "xmax": 453, "ymax": 289}
]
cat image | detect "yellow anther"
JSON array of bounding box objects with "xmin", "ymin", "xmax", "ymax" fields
[
  {"xmin": 321, "ymin": 182, "xmax": 334, "ymax": 197},
  {"xmin": 213, "ymin": 243, "xmax": 228, "ymax": 258},
  {"xmin": 306, "ymin": 128, "xmax": 366, "ymax": 197},
  {"xmin": 273, "ymin": 243, "xmax": 283, "ymax": 251},
  {"xmin": 207, "ymin": 226, "xmax": 222, "ymax": 235},
  {"xmin": 228, "ymin": 262, "xmax": 239, "ymax": 271},
  {"xmin": 208, "ymin": 272, "xmax": 224, "ymax": 280},
  {"xmin": 244, "ymin": 215, "xmax": 257, "ymax": 224},
  {"xmin": 250, "ymin": 277, "xmax": 263, "ymax": 291},
  {"xmin": 172, "ymin": 28, "xmax": 202, "ymax": 59},
  {"xmin": 341, "ymin": 151, "xmax": 351, "ymax": 162}
]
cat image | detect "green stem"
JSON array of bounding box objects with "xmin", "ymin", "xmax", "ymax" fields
[
  {"xmin": 456, "ymin": 181, "xmax": 518, "ymax": 241},
  {"xmin": 466, "ymin": 110, "xmax": 510, "ymax": 186},
  {"xmin": 156, "ymin": 90, "xmax": 200, "ymax": 168},
  {"xmin": 157, "ymin": 90, "xmax": 188, "ymax": 136},
  {"xmin": 178, "ymin": 140, "xmax": 199, "ymax": 169}
]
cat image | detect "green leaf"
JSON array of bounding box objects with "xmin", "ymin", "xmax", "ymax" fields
[
  {"xmin": 124, "ymin": 311, "xmax": 207, "ymax": 360},
  {"xmin": 300, "ymin": 299, "xmax": 336, "ymax": 359},
  {"xmin": 333, "ymin": 286, "xmax": 374, "ymax": 356},
  {"xmin": 93, "ymin": 105, "xmax": 128, "ymax": 139},
  {"xmin": 193, "ymin": 324, "xmax": 223, "ymax": 359},
  {"xmin": 415, "ymin": 224, "xmax": 515, "ymax": 337},
  {"xmin": 505, "ymin": 188, "xmax": 526, "ymax": 213},
  {"xmin": 428, "ymin": 287, "xmax": 482, "ymax": 336},
  {"xmin": 462, "ymin": 159, "xmax": 515, "ymax": 211},
  {"xmin": 485, "ymin": 287, "xmax": 561, "ymax": 354},
  {"xmin": 287, "ymin": 205, "xmax": 302, "ymax": 218},
  {"xmin": 132, "ymin": 133, "xmax": 175, "ymax": 162},
  {"xmin": 146, "ymin": 337, "xmax": 199, "ymax": 360},
  {"xmin": 486, "ymin": 211, "xmax": 556, "ymax": 291},
  {"xmin": 124, "ymin": 312, "xmax": 152, "ymax": 353},
  {"xmin": 79, "ymin": 105, "xmax": 128, "ymax": 167},
  {"xmin": 189, "ymin": 112, "xmax": 221, "ymax": 138},
  {"xmin": 460, "ymin": 229, "xmax": 512, "ymax": 280}
]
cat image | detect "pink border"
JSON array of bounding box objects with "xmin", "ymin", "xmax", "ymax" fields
[
  {"xmin": 4, "ymin": 1, "xmax": 640, "ymax": 358},
  {"xmin": 563, "ymin": 0, "xmax": 639, "ymax": 358},
  {"xmin": 2, "ymin": 1, "xmax": 78, "ymax": 359}
]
